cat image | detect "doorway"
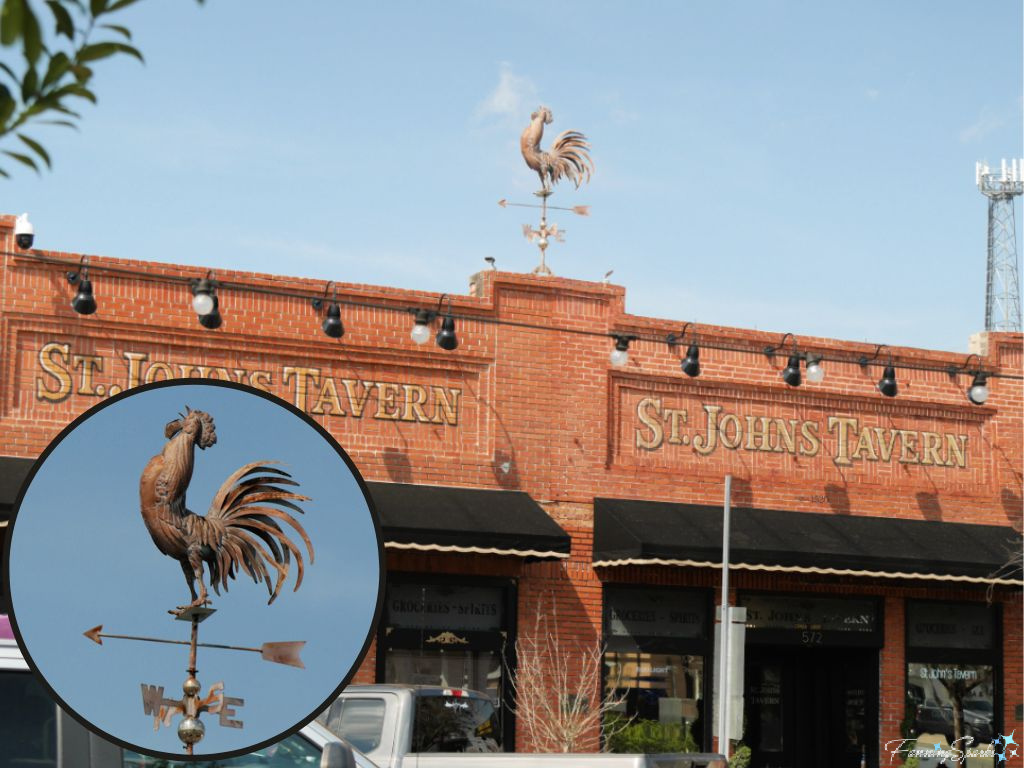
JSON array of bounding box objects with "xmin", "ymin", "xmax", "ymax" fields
[{"xmin": 744, "ymin": 647, "xmax": 877, "ymax": 768}]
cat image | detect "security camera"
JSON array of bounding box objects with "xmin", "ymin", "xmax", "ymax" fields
[{"xmin": 14, "ymin": 213, "xmax": 34, "ymax": 250}]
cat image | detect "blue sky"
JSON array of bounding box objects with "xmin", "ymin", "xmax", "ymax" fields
[
  {"xmin": 6, "ymin": 383, "xmax": 382, "ymax": 756},
  {"xmin": 4, "ymin": 1, "xmax": 1023, "ymax": 353}
]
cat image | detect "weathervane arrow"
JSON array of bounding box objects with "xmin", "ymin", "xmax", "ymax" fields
[
  {"xmin": 499, "ymin": 198, "xmax": 590, "ymax": 216},
  {"xmin": 84, "ymin": 625, "xmax": 306, "ymax": 668}
]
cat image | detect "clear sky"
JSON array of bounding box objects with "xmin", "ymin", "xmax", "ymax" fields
[
  {"xmin": 6, "ymin": 382, "xmax": 382, "ymax": 756},
  {"xmin": 4, "ymin": 1, "xmax": 1023, "ymax": 353}
]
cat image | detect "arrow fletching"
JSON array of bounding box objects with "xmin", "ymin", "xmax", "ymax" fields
[
  {"xmin": 572, "ymin": 206, "xmax": 590, "ymax": 216},
  {"xmin": 260, "ymin": 641, "xmax": 305, "ymax": 668}
]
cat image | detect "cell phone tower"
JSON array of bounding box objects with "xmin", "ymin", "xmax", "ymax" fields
[{"xmin": 976, "ymin": 159, "xmax": 1023, "ymax": 331}]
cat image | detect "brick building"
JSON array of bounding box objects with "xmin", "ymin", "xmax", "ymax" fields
[{"xmin": 0, "ymin": 213, "xmax": 1021, "ymax": 767}]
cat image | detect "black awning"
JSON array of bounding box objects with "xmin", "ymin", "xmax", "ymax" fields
[
  {"xmin": 594, "ymin": 497, "xmax": 1022, "ymax": 585},
  {"xmin": 367, "ymin": 482, "xmax": 571, "ymax": 559},
  {"xmin": 0, "ymin": 456, "xmax": 34, "ymax": 520}
]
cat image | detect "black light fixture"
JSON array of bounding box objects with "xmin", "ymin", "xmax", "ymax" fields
[
  {"xmin": 410, "ymin": 308, "xmax": 435, "ymax": 345},
  {"xmin": 14, "ymin": 213, "xmax": 34, "ymax": 250},
  {"xmin": 949, "ymin": 355, "xmax": 990, "ymax": 405},
  {"xmin": 436, "ymin": 295, "xmax": 457, "ymax": 351},
  {"xmin": 311, "ymin": 282, "xmax": 344, "ymax": 339},
  {"xmin": 764, "ymin": 333, "xmax": 802, "ymax": 387},
  {"xmin": 66, "ymin": 256, "xmax": 96, "ymax": 315},
  {"xmin": 610, "ymin": 334, "xmax": 633, "ymax": 367},
  {"xmin": 878, "ymin": 361, "xmax": 898, "ymax": 397},
  {"xmin": 860, "ymin": 344, "xmax": 896, "ymax": 397},
  {"xmin": 667, "ymin": 323, "xmax": 700, "ymax": 377},
  {"xmin": 191, "ymin": 272, "xmax": 222, "ymax": 329}
]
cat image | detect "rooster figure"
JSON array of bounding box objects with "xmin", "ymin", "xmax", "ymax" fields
[
  {"xmin": 520, "ymin": 106, "xmax": 594, "ymax": 194},
  {"xmin": 139, "ymin": 407, "xmax": 314, "ymax": 616}
]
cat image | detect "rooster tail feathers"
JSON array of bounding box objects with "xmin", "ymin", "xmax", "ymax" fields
[
  {"xmin": 202, "ymin": 460, "xmax": 313, "ymax": 602},
  {"xmin": 549, "ymin": 129, "xmax": 594, "ymax": 188}
]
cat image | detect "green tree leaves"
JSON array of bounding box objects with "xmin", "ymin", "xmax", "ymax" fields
[{"xmin": 0, "ymin": 0, "xmax": 203, "ymax": 177}]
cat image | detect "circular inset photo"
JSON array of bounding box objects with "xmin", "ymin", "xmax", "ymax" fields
[{"xmin": 5, "ymin": 380, "xmax": 383, "ymax": 759}]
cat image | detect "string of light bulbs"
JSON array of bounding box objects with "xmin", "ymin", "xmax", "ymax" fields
[{"xmin": 7, "ymin": 245, "xmax": 1020, "ymax": 407}]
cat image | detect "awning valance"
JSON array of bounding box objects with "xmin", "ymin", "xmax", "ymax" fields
[
  {"xmin": 367, "ymin": 482, "xmax": 571, "ymax": 560},
  {"xmin": 593, "ymin": 497, "xmax": 1022, "ymax": 586}
]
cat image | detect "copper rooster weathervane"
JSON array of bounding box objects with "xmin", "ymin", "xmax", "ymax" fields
[
  {"xmin": 139, "ymin": 406, "xmax": 314, "ymax": 616},
  {"xmin": 501, "ymin": 105, "xmax": 594, "ymax": 275},
  {"xmin": 84, "ymin": 407, "xmax": 314, "ymax": 754}
]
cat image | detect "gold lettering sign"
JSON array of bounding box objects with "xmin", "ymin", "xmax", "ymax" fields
[
  {"xmin": 34, "ymin": 341, "xmax": 461, "ymax": 426},
  {"xmin": 635, "ymin": 398, "xmax": 968, "ymax": 469}
]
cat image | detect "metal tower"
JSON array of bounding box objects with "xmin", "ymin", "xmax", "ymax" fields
[{"xmin": 976, "ymin": 159, "xmax": 1023, "ymax": 331}]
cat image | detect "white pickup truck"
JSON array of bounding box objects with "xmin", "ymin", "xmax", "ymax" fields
[
  {"xmin": 317, "ymin": 684, "xmax": 725, "ymax": 768},
  {"xmin": 0, "ymin": 614, "xmax": 368, "ymax": 768}
]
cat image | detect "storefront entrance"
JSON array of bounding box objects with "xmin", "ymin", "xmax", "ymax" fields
[
  {"xmin": 738, "ymin": 593, "xmax": 882, "ymax": 768},
  {"xmin": 745, "ymin": 647, "xmax": 876, "ymax": 768}
]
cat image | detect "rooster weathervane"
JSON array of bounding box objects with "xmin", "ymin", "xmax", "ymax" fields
[
  {"xmin": 500, "ymin": 105, "xmax": 594, "ymax": 275},
  {"xmin": 84, "ymin": 407, "xmax": 315, "ymax": 754}
]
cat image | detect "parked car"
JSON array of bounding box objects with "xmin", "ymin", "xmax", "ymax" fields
[
  {"xmin": 1, "ymin": 614, "xmax": 372, "ymax": 768},
  {"xmin": 318, "ymin": 684, "xmax": 725, "ymax": 768},
  {"xmin": 913, "ymin": 699, "xmax": 994, "ymax": 744}
]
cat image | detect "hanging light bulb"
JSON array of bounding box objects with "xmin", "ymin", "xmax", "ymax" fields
[
  {"xmin": 411, "ymin": 309, "xmax": 433, "ymax": 345},
  {"xmin": 967, "ymin": 372, "xmax": 989, "ymax": 405},
  {"xmin": 71, "ymin": 278, "xmax": 97, "ymax": 315},
  {"xmin": 610, "ymin": 336, "xmax": 631, "ymax": 367},
  {"xmin": 66, "ymin": 257, "xmax": 96, "ymax": 315},
  {"xmin": 681, "ymin": 343, "xmax": 700, "ymax": 377},
  {"xmin": 198, "ymin": 295, "xmax": 222, "ymax": 329},
  {"xmin": 878, "ymin": 364, "xmax": 898, "ymax": 397},
  {"xmin": 435, "ymin": 296, "xmax": 457, "ymax": 350},
  {"xmin": 781, "ymin": 354, "xmax": 802, "ymax": 387},
  {"xmin": 805, "ymin": 354, "xmax": 825, "ymax": 383},
  {"xmin": 321, "ymin": 303, "xmax": 344, "ymax": 338},
  {"xmin": 191, "ymin": 275, "xmax": 216, "ymax": 317}
]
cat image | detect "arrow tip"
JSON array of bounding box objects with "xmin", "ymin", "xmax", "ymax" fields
[
  {"xmin": 261, "ymin": 641, "xmax": 305, "ymax": 669},
  {"xmin": 497, "ymin": 199, "xmax": 507, "ymax": 208},
  {"xmin": 84, "ymin": 625, "xmax": 103, "ymax": 645}
]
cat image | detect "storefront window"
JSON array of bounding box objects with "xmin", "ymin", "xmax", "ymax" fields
[
  {"xmin": 905, "ymin": 601, "xmax": 999, "ymax": 768},
  {"xmin": 379, "ymin": 578, "xmax": 513, "ymax": 748},
  {"xmin": 602, "ymin": 587, "xmax": 709, "ymax": 752}
]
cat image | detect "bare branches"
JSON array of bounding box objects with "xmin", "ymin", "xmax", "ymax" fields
[{"xmin": 508, "ymin": 593, "xmax": 629, "ymax": 753}]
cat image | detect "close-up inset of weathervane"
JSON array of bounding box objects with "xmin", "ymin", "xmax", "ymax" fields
[{"xmin": 5, "ymin": 381, "xmax": 383, "ymax": 759}]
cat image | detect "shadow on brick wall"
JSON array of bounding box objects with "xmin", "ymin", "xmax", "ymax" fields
[
  {"xmin": 825, "ymin": 483, "xmax": 851, "ymax": 515},
  {"xmin": 916, "ymin": 491, "xmax": 942, "ymax": 521},
  {"xmin": 383, "ymin": 447, "xmax": 413, "ymax": 484},
  {"xmin": 1002, "ymin": 487, "xmax": 1023, "ymax": 530},
  {"xmin": 492, "ymin": 449, "xmax": 520, "ymax": 490}
]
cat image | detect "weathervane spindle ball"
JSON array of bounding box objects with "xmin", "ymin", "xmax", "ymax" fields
[
  {"xmin": 177, "ymin": 716, "xmax": 205, "ymax": 745},
  {"xmin": 183, "ymin": 677, "xmax": 201, "ymax": 697}
]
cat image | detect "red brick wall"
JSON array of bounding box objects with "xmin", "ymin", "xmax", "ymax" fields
[{"xmin": 1, "ymin": 214, "xmax": 1021, "ymax": 761}]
